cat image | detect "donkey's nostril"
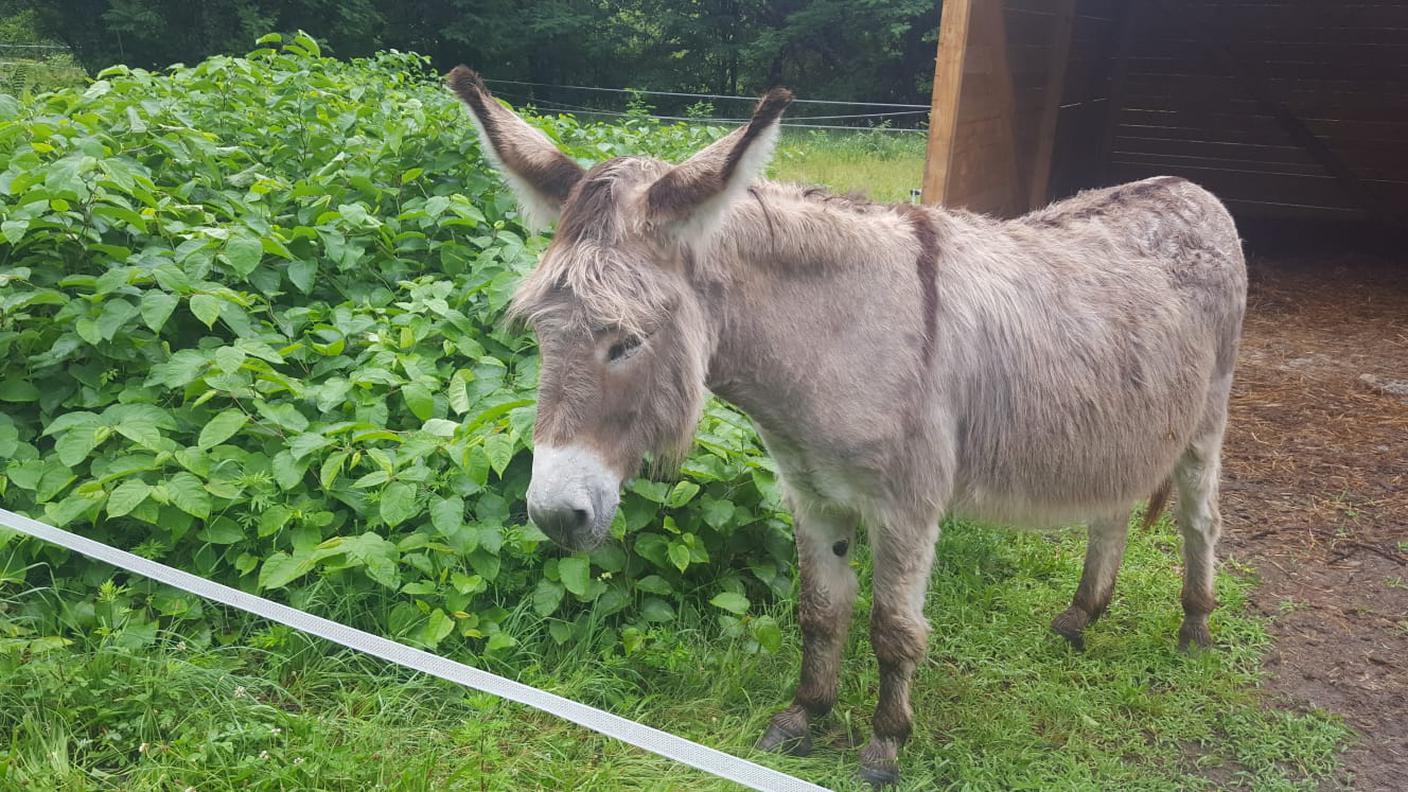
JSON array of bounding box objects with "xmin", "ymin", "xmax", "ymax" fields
[{"xmin": 527, "ymin": 492, "xmax": 597, "ymax": 548}]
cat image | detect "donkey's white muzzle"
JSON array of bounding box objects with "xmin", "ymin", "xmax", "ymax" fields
[{"xmin": 525, "ymin": 445, "xmax": 620, "ymax": 551}]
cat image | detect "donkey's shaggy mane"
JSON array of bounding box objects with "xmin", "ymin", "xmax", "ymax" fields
[
  {"xmin": 507, "ymin": 239, "xmax": 680, "ymax": 337},
  {"xmin": 507, "ymin": 157, "xmax": 680, "ymax": 336}
]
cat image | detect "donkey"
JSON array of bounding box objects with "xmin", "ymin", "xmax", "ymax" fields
[{"xmin": 448, "ymin": 67, "xmax": 1246, "ymax": 785}]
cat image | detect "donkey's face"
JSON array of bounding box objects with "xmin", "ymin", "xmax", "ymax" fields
[
  {"xmin": 507, "ymin": 159, "xmax": 713, "ymax": 551},
  {"xmin": 449, "ymin": 67, "xmax": 791, "ymax": 550}
]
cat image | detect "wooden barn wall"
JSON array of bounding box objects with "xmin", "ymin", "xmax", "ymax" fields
[
  {"xmin": 1038, "ymin": 0, "xmax": 1124, "ymax": 204},
  {"xmin": 1092, "ymin": 0, "xmax": 1408, "ymax": 220},
  {"xmin": 925, "ymin": 0, "xmax": 1120, "ymax": 215}
]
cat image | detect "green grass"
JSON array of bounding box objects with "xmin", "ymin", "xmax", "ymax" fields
[
  {"xmin": 772, "ymin": 128, "xmax": 929, "ymax": 204},
  {"xmin": 1, "ymin": 516, "xmax": 1347, "ymax": 790}
]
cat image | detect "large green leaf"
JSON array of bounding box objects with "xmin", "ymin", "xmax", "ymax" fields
[
  {"xmin": 95, "ymin": 298, "xmax": 139, "ymax": 341},
  {"xmin": 380, "ymin": 482, "xmax": 418, "ymax": 527},
  {"xmin": 558, "ymin": 556, "xmax": 591, "ymax": 597},
  {"xmin": 0, "ymin": 380, "xmax": 40, "ymax": 402},
  {"xmin": 259, "ymin": 551, "xmax": 315, "ymax": 590},
  {"xmin": 532, "ymin": 578, "xmax": 565, "ymax": 617},
  {"xmin": 401, "ymin": 383, "xmax": 435, "ymax": 421},
  {"xmin": 188, "ymin": 294, "xmax": 222, "ymax": 328},
  {"xmin": 709, "ymin": 591, "xmax": 750, "ymax": 616},
  {"xmin": 429, "ymin": 495, "xmax": 463, "ymax": 535},
  {"xmin": 140, "ymin": 290, "xmax": 180, "ymax": 332},
  {"xmin": 54, "ymin": 424, "xmax": 103, "ymax": 467},
  {"xmin": 198, "ymin": 517, "xmax": 245, "ymax": 544},
  {"xmin": 416, "ymin": 609, "xmax": 455, "ymax": 648},
  {"xmin": 482, "ymin": 433, "xmax": 514, "ymax": 478},
  {"xmin": 198, "ymin": 409, "xmax": 248, "ymax": 449},
  {"xmin": 668, "ymin": 542, "xmax": 692, "ymax": 573},
  {"xmin": 106, "ymin": 479, "xmax": 151, "ymax": 518},
  {"xmin": 666, "ymin": 481, "xmax": 701, "ymax": 508},
  {"xmin": 255, "ymin": 401, "xmax": 309, "ymax": 432},
  {"xmin": 166, "ymin": 472, "xmax": 211, "ymax": 519},
  {"xmin": 223, "ymin": 229, "xmax": 264, "ymax": 277},
  {"xmin": 114, "ymin": 420, "xmax": 163, "ymax": 449}
]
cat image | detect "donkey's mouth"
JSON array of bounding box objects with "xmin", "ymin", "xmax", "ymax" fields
[{"xmin": 529, "ymin": 492, "xmax": 617, "ymax": 552}]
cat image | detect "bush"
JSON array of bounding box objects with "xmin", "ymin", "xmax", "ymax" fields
[
  {"xmin": 0, "ymin": 33, "xmax": 792, "ymax": 661},
  {"xmin": 0, "ymin": 51, "xmax": 88, "ymax": 95}
]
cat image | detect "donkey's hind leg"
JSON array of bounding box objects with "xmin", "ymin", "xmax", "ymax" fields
[
  {"xmin": 1051, "ymin": 513, "xmax": 1130, "ymax": 650},
  {"xmin": 1174, "ymin": 423, "xmax": 1226, "ymax": 651},
  {"xmin": 758, "ymin": 503, "xmax": 858, "ymax": 755}
]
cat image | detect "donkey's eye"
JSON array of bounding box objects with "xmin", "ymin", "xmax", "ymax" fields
[{"xmin": 608, "ymin": 336, "xmax": 643, "ymax": 363}]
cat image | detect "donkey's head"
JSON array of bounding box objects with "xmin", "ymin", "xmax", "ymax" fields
[{"xmin": 448, "ymin": 67, "xmax": 791, "ymax": 551}]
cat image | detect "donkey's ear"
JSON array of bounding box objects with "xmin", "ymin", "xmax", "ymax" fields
[
  {"xmin": 643, "ymin": 87, "xmax": 793, "ymax": 241},
  {"xmin": 447, "ymin": 66, "xmax": 584, "ymax": 231}
]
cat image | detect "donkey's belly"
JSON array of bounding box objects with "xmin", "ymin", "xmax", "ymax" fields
[{"xmin": 949, "ymin": 386, "xmax": 1204, "ymax": 527}]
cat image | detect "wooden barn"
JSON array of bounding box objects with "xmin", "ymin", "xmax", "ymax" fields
[{"xmin": 921, "ymin": 0, "xmax": 1408, "ymax": 224}]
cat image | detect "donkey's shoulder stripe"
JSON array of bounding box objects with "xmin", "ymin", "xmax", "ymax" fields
[
  {"xmin": 0, "ymin": 508, "xmax": 828, "ymax": 792},
  {"xmin": 899, "ymin": 204, "xmax": 940, "ymax": 365}
]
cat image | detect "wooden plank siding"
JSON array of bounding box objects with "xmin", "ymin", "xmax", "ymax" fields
[{"xmin": 1103, "ymin": 0, "xmax": 1408, "ymax": 220}]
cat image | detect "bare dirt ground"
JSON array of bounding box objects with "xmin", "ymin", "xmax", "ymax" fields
[{"xmin": 1221, "ymin": 221, "xmax": 1408, "ymax": 791}]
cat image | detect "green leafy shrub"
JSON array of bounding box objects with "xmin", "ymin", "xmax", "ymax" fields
[{"xmin": 0, "ymin": 33, "xmax": 792, "ymax": 659}]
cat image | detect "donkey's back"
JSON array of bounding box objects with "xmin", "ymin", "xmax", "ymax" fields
[{"xmin": 939, "ymin": 176, "xmax": 1246, "ymax": 529}]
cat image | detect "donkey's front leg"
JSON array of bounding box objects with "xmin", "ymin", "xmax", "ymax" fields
[
  {"xmin": 859, "ymin": 514, "xmax": 941, "ymax": 787},
  {"xmin": 758, "ymin": 503, "xmax": 859, "ymax": 755}
]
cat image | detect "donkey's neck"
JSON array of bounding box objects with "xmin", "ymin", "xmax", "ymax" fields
[{"xmin": 693, "ymin": 182, "xmax": 941, "ymax": 448}]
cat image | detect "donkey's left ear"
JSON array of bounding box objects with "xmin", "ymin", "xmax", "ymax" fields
[
  {"xmin": 447, "ymin": 66, "xmax": 584, "ymax": 231},
  {"xmin": 643, "ymin": 87, "xmax": 793, "ymax": 242}
]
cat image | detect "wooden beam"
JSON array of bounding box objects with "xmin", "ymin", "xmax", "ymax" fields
[
  {"xmin": 1026, "ymin": 0, "xmax": 1077, "ymax": 208},
  {"xmin": 921, "ymin": 0, "xmax": 974, "ymax": 206},
  {"xmin": 921, "ymin": 0, "xmax": 1024, "ymax": 215}
]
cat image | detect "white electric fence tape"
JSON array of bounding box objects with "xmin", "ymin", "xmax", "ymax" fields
[{"xmin": 0, "ymin": 507, "xmax": 829, "ymax": 792}]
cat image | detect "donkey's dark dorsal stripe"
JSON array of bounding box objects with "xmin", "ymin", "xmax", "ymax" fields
[{"xmin": 897, "ymin": 204, "xmax": 940, "ymax": 366}]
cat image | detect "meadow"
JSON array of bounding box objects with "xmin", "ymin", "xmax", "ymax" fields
[{"xmin": 0, "ymin": 37, "xmax": 1344, "ymax": 790}]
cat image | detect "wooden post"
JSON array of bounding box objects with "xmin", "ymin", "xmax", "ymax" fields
[
  {"xmin": 920, "ymin": 0, "xmax": 974, "ymax": 207},
  {"xmin": 920, "ymin": 0, "xmax": 1024, "ymax": 216},
  {"xmin": 1027, "ymin": 0, "xmax": 1077, "ymax": 209}
]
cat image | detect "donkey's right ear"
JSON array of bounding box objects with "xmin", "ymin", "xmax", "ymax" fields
[{"xmin": 447, "ymin": 66, "xmax": 584, "ymax": 231}]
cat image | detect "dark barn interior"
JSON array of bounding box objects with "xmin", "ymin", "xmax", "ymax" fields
[{"xmin": 923, "ymin": 0, "xmax": 1408, "ymax": 225}]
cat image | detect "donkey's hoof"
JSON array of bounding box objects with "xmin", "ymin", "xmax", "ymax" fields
[
  {"xmin": 858, "ymin": 763, "xmax": 900, "ymax": 788},
  {"xmin": 858, "ymin": 738, "xmax": 900, "ymax": 787},
  {"xmin": 1178, "ymin": 620, "xmax": 1213, "ymax": 652},
  {"xmin": 757, "ymin": 708, "xmax": 812, "ymax": 756},
  {"xmin": 1051, "ymin": 606, "xmax": 1091, "ymax": 651},
  {"xmin": 757, "ymin": 723, "xmax": 811, "ymax": 756}
]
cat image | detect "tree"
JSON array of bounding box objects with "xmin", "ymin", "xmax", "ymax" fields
[{"xmin": 24, "ymin": 0, "xmax": 941, "ymax": 106}]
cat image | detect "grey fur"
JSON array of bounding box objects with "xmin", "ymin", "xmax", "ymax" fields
[{"xmin": 451, "ymin": 78, "xmax": 1247, "ymax": 784}]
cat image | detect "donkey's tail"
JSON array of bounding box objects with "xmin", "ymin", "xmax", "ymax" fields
[{"xmin": 1140, "ymin": 479, "xmax": 1173, "ymax": 530}]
